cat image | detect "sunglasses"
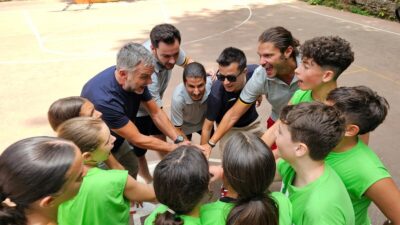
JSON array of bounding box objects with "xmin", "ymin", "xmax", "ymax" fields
[{"xmin": 216, "ymin": 68, "xmax": 244, "ymax": 82}]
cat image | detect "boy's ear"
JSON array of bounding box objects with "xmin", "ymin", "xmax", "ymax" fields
[
  {"xmin": 344, "ymin": 124, "xmax": 359, "ymax": 137},
  {"xmin": 82, "ymin": 152, "xmax": 93, "ymax": 163},
  {"xmin": 295, "ymin": 143, "xmax": 308, "ymax": 157},
  {"xmin": 322, "ymin": 69, "xmax": 335, "ymax": 82},
  {"xmin": 39, "ymin": 196, "xmax": 56, "ymax": 208},
  {"xmin": 284, "ymin": 46, "xmax": 293, "ymax": 59}
]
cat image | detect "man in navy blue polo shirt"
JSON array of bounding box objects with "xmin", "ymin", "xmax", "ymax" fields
[
  {"xmin": 81, "ymin": 43, "xmax": 185, "ymax": 178},
  {"xmin": 201, "ymin": 47, "xmax": 264, "ymax": 152}
]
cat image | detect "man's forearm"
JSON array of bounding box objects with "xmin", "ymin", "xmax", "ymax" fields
[
  {"xmin": 200, "ymin": 119, "xmax": 215, "ymax": 145},
  {"xmin": 174, "ymin": 127, "xmax": 188, "ymax": 140},
  {"xmin": 261, "ymin": 119, "xmax": 280, "ymax": 148},
  {"xmin": 151, "ymin": 109, "xmax": 179, "ymax": 141},
  {"xmin": 131, "ymin": 133, "xmax": 176, "ymax": 152},
  {"xmin": 209, "ymin": 109, "xmax": 239, "ymax": 144},
  {"xmin": 112, "ymin": 120, "xmax": 176, "ymax": 153}
]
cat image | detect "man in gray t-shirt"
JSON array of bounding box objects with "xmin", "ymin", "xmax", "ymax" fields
[
  {"xmin": 203, "ymin": 26, "xmax": 300, "ymax": 155},
  {"xmin": 171, "ymin": 62, "xmax": 212, "ymax": 141},
  {"xmin": 135, "ymin": 24, "xmax": 192, "ymax": 183}
]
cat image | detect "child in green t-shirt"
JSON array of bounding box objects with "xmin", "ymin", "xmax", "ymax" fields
[
  {"xmin": 145, "ymin": 146, "xmax": 210, "ymax": 225},
  {"xmin": 263, "ymin": 36, "xmax": 355, "ymax": 148},
  {"xmin": 200, "ymin": 132, "xmax": 292, "ymax": 225},
  {"xmin": 56, "ymin": 117, "xmax": 156, "ymax": 225},
  {"xmin": 275, "ymin": 102, "xmax": 355, "ymax": 225},
  {"xmin": 48, "ymin": 96, "xmax": 124, "ymax": 171},
  {"xmin": 291, "ymin": 36, "xmax": 354, "ymax": 104},
  {"xmin": 0, "ymin": 136, "xmax": 85, "ymax": 225},
  {"xmin": 326, "ymin": 86, "xmax": 400, "ymax": 225}
]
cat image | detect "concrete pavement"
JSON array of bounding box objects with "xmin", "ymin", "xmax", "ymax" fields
[{"xmin": 1, "ymin": 0, "xmax": 399, "ymax": 223}]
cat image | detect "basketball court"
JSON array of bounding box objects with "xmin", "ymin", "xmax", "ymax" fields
[{"xmin": 1, "ymin": 0, "xmax": 400, "ymax": 223}]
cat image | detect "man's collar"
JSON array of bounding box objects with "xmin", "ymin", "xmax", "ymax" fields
[{"xmin": 154, "ymin": 61, "xmax": 165, "ymax": 73}]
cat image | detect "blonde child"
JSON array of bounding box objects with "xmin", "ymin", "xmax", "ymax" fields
[{"xmin": 57, "ymin": 117, "xmax": 155, "ymax": 225}]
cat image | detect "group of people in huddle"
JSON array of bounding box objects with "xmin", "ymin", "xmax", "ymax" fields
[{"xmin": 0, "ymin": 23, "xmax": 399, "ymax": 225}]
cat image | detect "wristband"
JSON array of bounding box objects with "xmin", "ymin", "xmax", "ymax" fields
[{"xmin": 208, "ymin": 140, "xmax": 216, "ymax": 148}]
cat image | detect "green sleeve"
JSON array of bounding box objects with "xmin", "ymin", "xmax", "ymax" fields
[{"xmin": 270, "ymin": 192, "xmax": 293, "ymax": 225}]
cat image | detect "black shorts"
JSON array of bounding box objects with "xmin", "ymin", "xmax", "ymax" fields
[
  {"xmin": 186, "ymin": 128, "xmax": 214, "ymax": 141},
  {"xmin": 133, "ymin": 115, "xmax": 163, "ymax": 157}
]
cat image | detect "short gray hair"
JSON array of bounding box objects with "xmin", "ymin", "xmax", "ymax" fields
[{"xmin": 116, "ymin": 42, "xmax": 156, "ymax": 71}]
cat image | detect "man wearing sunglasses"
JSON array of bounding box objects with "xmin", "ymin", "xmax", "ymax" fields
[
  {"xmin": 200, "ymin": 47, "xmax": 263, "ymax": 152},
  {"xmin": 136, "ymin": 23, "xmax": 192, "ymax": 183},
  {"xmin": 202, "ymin": 27, "xmax": 300, "ymax": 156}
]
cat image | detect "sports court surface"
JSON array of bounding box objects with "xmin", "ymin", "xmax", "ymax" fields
[{"xmin": 1, "ymin": 0, "xmax": 400, "ymax": 223}]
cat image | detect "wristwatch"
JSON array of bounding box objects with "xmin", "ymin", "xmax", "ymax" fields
[{"xmin": 174, "ymin": 135, "xmax": 184, "ymax": 144}]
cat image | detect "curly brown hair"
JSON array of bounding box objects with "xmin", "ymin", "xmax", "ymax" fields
[{"xmin": 300, "ymin": 36, "xmax": 354, "ymax": 79}]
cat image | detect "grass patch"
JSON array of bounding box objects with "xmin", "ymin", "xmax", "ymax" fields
[{"xmin": 349, "ymin": 5, "xmax": 370, "ymax": 16}]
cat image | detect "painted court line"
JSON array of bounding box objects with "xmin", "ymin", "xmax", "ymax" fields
[
  {"xmin": 288, "ymin": 5, "xmax": 400, "ymax": 37},
  {"xmin": 3, "ymin": 3, "xmax": 251, "ymax": 65},
  {"xmin": 182, "ymin": 4, "xmax": 252, "ymax": 46},
  {"xmin": 353, "ymin": 64, "xmax": 400, "ymax": 86},
  {"xmin": 23, "ymin": 10, "xmax": 114, "ymax": 57}
]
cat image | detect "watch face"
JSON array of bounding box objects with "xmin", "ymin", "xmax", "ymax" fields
[{"xmin": 175, "ymin": 135, "xmax": 184, "ymax": 143}]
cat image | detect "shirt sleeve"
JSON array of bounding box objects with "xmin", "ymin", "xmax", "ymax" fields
[
  {"xmin": 277, "ymin": 159, "xmax": 294, "ymax": 195},
  {"xmin": 277, "ymin": 159, "xmax": 290, "ymax": 177},
  {"xmin": 302, "ymin": 203, "xmax": 350, "ymax": 225},
  {"xmin": 239, "ymin": 66, "xmax": 267, "ymax": 104},
  {"xmin": 147, "ymin": 73, "xmax": 162, "ymax": 107},
  {"xmin": 176, "ymin": 48, "xmax": 188, "ymax": 66},
  {"xmin": 355, "ymin": 161, "xmax": 391, "ymax": 198},
  {"xmin": 170, "ymin": 86, "xmax": 185, "ymax": 127},
  {"xmin": 206, "ymin": 82, "xmax": 223, "ymax": 121},
  {"xmin": 95, "ymin": 100, "xmax": 130, "ymax": 130},
  {"xmin": 106, "ymin": 169, "xmax": 129, "ymax": 196},
  {"xmin": 140, "ymin": 87, "xmax": 153, "ymax": 102}
]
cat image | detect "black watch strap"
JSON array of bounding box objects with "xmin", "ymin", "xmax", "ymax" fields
[
  {"xmin": 174, "ymin": 135, "xmax": 184, "ymax": 144},
  {"xmin": 208, "ymin": 140, "xmax": 216, "ymax": 148}
]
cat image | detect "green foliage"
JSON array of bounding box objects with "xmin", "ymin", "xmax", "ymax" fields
[
  {"xmin": 349, "ymin": 5, "xmax": 370, "ymax": 16},
  {"xmin": 308, "ymin": 0, "xmax": 324, "ymax": 5},
  {"xmin": 303, "ymin": 0, "xmax": 398, "ymax": 21}
]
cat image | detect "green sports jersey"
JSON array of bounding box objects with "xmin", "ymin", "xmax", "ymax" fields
[
  {"xmin": 326, "ymin": 139, "xmax": 391, "ymax": 225},
  {"xmin": 200, "ymin": 192, "xmax": 292, "ymax": 225},
  {"xmin": 278, "ymin": 160, "xmax": 355, "ymax": 225},
  {"xmin": 145, "ymin": 204, "xmax": 201, "ymax": 225},
  {"xmin": 290, "ymin": 89, "xmax": 313, "ymax": 105},
  {"xmin": 58, "ymin": 167, "xmax": 130, "ymax": 225}
]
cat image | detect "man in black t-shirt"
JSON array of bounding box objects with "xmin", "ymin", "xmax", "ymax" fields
[{"xmin": 201, "ymin": 47, "xmax": 264, "ymax": 152}]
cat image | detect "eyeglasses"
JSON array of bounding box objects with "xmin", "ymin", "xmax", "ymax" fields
[{"xmin": 216, "ymin": 68, "xmax": 244, "ymax": 82}]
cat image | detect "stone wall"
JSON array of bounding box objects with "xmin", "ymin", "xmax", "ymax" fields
[
  {"xmin": 355, "ymin": 0, "xmax": 398, "ymax": 13},
  {"xmin": 344, "ymin": 0, "xmax": 399, "ymax": 19}
]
